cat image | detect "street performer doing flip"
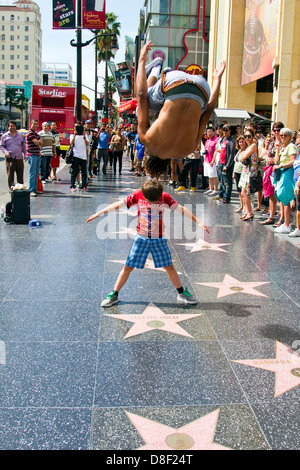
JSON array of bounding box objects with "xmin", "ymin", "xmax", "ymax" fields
[{"xmin": 136, "ymin": 41, "xmax": 226, "ymax": 176}]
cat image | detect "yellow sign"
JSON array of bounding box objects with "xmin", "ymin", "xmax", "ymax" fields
[
  {"xmin": 53, "ymin": 83, "xmax": 71, "ymax": 87},
  {"xmin": 185, "ymin": 65, "xmax": 204, "ymax": 76}
]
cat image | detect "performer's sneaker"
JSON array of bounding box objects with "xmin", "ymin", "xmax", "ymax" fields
[
  {"xmin": 175, "ymin": 186, "xmax": 186, "ymax": 191},
  {"xmin": 101, "ymin": 292, "xmax": 119, "ymax": 308},
  {"xmin": 177, "ymin": 287, "xmax": 197, "ymax": 305},
  {"xmin": 145, "ymin": 57, "xmax": 164, "ymax": 78}
]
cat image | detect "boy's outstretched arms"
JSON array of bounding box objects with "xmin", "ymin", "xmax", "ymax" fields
[
  {"xmin": 86, "ymin": 200, "xmax": 126, "ymax": 223},
  {"xmin": 176, "ymin": 204, "xmax": 210, "ymax": 234}
]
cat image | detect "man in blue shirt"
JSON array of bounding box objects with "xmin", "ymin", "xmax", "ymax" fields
[{"xmin": 97, "ymin": 124, "xmax": 109, "ymax": 174}]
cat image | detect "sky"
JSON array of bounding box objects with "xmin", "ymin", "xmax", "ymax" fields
[{"xmin": 1, "ymin": 0, "xmax": 145, "ymax": 108}]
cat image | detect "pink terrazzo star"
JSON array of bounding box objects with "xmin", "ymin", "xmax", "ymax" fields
[
  {"xmin": 176, "ymin": 239, "xmax": 231, "ymax": 253},
  {"xmin": 125, "ymin": 409, "xmax": 232, "ymax": 450},
  {"xmin": 105, "ymin": 302, "xmax": 202, "ymax": 339},
  {"xmin": 232, "ymin": 341, "xmax": 300, "ymax": 397},
  {"xmin": 195, "ymin": 274, "xmax": 269, "ymax": 298}
]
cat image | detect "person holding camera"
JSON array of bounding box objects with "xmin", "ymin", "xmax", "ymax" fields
[{"xmin": 69, "ymin": 121, "xmax": 89, "ymax": 191}]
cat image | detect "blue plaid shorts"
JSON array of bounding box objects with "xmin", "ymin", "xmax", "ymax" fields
[{"xmin": 126, "ymin": 235, "xmax": 173, "ymax": 269}]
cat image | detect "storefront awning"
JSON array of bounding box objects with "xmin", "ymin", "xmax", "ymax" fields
[
  {"xmin": 214, "ymin": 108, "xmax": 251, "ymax": 120},
  {"xmin": 118, "ymin": 98, "xmax": 137, "ymax": 114}
]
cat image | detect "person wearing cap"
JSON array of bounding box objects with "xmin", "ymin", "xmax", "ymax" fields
[{"xmin": 136, "ymin": 41, "xmax": 226, "ymax": 177}]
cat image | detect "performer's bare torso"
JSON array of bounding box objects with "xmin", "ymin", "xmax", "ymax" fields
[{"xmin": 143, "ymin": 99, "xmax": 203, "ymax": 159}]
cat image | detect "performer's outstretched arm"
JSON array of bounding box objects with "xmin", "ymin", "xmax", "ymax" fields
[
  {"xmin": 196, "ymin": 61, "xmax": 226, "ymax": 145},
  {"xmin": 136, "ymin": 41, "xmax": 153, "ymax": 145}
]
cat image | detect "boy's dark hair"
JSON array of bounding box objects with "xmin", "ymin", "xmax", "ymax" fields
[
  {"xmin": 144, "ymin": 154, "xmax": 170, "ymax": 178},
  {"xmin": 142, "ymin": 179, "xmax": 163, "ymax": 202}
]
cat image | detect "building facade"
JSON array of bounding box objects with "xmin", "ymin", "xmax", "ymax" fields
[
  {"xmin": 0, "ymin": 0, "xmax": 42, "ymax": 85},
  {"xmin": 143, "ymin": 0, "xmax": 211, "ymax": 75},
  {"xmin": 42, "ymin": 63, "xmax": 73, "ymax": 86},
  {"xmin": 207, "ymin": 0, "xmax": 300, "ymax": 131}
]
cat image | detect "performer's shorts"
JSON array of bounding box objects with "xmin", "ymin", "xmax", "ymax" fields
[
  {"xmin": 126, "ymin": 235, "xmax": 172, "ymax": 269},
  {"xmin": 147, "ymin": 70, "xmax": 211, "ymax": 117}
]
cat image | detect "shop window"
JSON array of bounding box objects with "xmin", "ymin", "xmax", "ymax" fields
[{"xmin": 256, "ymin": 74, "xmax": 273, "ymax": 93}]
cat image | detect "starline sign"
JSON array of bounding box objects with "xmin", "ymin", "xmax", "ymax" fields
[{"xmin": 38, "ymin": 88, "xmax": 67, "ymax": 98}]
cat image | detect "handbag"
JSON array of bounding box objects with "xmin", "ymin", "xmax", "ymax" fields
[
  {"xmin": 250, "ymin": 172, "xmax": 263, "ymax": 193},
  {"xmin": 271, "ymin": 168, "xmax": 281, "ymax": 182},
  {"xmin": 65, "ymin": 145, "xmax": 74, "ymax": 164},
  {"xmin": 50, "ymin": 155, "xmax": 60, "ymax": 168}
]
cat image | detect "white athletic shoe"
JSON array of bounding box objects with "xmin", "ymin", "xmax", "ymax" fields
[
  {"xmin": 288, "ymin": 228, "xmax": 300, "ymax": 237},
  {"xmin": 275, "ymin": 224, "xmax": 291, "ymax": 234}
]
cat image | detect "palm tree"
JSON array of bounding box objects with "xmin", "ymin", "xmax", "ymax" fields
[
  {"xmin": 96, "ymin": 12, "xmax": 120, "ymax": 64},
  {"xmin": 106, "ymin": 76, "xmax": 117, "ymax": 96},
  {"xmin": 96, "ymin": 12, "xmax": 120, "ymax": 118},
  {"xmin": 13, "ymin": 96, "xmax": 29, "ymax": 128},
  {"xmin": 5, "ymin": 88, "xmax": 17, "ymax": 119}
]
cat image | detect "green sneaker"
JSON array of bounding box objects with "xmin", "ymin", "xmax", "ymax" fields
[
  {"xmin": 101, "ymin": 291, "xmax": 119, "ymax": 308},
  {"xmin": 177, "ymin": 287, "xmax": 197, "ymax": 305}
]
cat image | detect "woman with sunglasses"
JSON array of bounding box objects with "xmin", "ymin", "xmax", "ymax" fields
[
  {"xmin": 233, "ymin": 135, "xmax": 246, "ymax": 213},
  {"xmin": 261, "ymin": 123, "xmax": 284, "ymax": 225},
  {"xmin": 238, "ymin": 128, "xmax": 258, "ymax": 221},
  {"xmin": 272, "ymin": 128, "xmax": 298, "ymax": 234}
]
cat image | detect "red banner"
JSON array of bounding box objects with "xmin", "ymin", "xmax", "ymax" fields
[
  {"xmin": 82, "ymin": 0, "xmax": 106, "ymax": 30},
  {"xmin": 52, "ymin": 0, "xmax": 76, "ymax": 30}
]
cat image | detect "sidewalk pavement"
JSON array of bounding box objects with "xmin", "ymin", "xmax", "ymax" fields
[{"xmin": 0, "ymin": 158, "xmax": 299, "ymax": 450}]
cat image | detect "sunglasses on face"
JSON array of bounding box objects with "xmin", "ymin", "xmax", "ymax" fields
[
  {"xmin": 244, "ymin": 135, "xmax": 252, "ymax": 138},
  {"xmin": 273, "ymin": 128, "xmax": 281, "ymax": 131},
  {"xmin": 280, "ymin": 134, "xmax": 289, "ymax": 138}
]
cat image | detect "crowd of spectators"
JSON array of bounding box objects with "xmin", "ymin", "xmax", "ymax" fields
[{"xmin": 1, "ymin": 118, "xmax": 300, "ymax": 244}]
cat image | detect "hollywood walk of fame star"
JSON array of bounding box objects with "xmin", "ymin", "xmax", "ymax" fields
[
  {"xmin": 232, "ymin": 341, "xmax": 300, "ymax": 397},
  {"xmin": 105, "ymin": 302, "xmax": 201, "ymax": 339},
  {"xmin": 195, "ymin": 274, "xmax": 269, "ymax": 299},
  {"xmin": 125, "ymin": 409, "xmax": 232, "ymax": 450},
  {"xmin": 176, "ymin": 238, "xmax": 231, "ymax": 253},
  {"xmin": 108, "ymin": 258, "xmax": 182, "ymax": 274}
]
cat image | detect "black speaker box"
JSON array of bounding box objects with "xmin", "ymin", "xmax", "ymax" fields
[{"xmin": 11, "ymin": 190, "xmax": 31, "ymax": 224}]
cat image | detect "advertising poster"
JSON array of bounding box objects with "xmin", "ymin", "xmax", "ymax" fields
[
  {"xmin": 115, "ymin": 62, "xmax": 132, "ymax": 99},
  {"xmin": 52, "ymin": 0, "xmax": 76, "ymax": 29},
  {"xmin": 82, "ymin": 0, "xmax": 106, "ymax": 30},
  {"xmin": 241, "ymin": 0, "xmax": 279, "ymax": 86}
]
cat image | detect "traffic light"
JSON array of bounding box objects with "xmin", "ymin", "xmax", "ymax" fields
[
  {"xmin": 96, "ymin": 97, "xmax": 103, "ymax": 110},
  {"xmin": 43, "ymin": 74, "xmax": 48, "ymax": 85}
]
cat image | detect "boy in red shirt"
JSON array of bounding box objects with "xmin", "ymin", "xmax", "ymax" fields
[{"xmin": 86, "ymin": 180, "xmax": 209, "ymax": 307}]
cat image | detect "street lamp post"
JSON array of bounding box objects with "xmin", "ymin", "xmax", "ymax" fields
[
  {"xmin": 94, "ymin": 34, "xmax": 98, "ymax": 126},
  {"xmin": 70, "ymin": 0, "xmax": 118, "ymax": 124}
]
